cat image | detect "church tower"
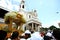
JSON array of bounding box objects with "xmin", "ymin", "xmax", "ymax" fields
[{"xmin": 20, "ymin": 0, "xmax": 25, "ymax": 10}]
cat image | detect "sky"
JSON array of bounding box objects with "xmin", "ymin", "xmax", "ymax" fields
[{"xmin": 0, "ymin": 0, "xmax": 60, "ymax": 28}]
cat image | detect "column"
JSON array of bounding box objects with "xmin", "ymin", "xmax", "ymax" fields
[
  {"xmin": 22, "ymin": 24, "xmax": 25, "ymax": 31},
  {"xmin": 26, "ymin": 25, "xmax": 28, "ymax": 30},
  {"xmin": 38, "ymin": 26, "xmax": 40, "ymax": 31},
  {"xmin": 37, "ymin": 24, "xmax": 39, "ymax": 31},
  {"xmin": 32, "ymin": 23, "xmax": 34, "ymax": 30},
  {"xmin": 35, "ymin": 24, "xmax": 38, "ymax": 31},
  {"xmin": 35, "ymin": 23, "xmax": 36, "ymax": 31},
  {"xmin": 38, "ymin": 24, "xmax": 41, "ymax": 32}
]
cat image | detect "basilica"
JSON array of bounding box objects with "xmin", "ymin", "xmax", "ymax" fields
[{"xmin": 0, "ymin": 0, "xmax": 42, "ymax": 31}]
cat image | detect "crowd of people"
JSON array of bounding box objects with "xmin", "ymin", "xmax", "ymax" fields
[{"xmin": 0, "ymin": 28, "xmax": 60, "ymax": 40}]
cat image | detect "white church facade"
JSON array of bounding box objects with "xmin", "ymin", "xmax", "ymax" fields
[{"xmin": 0, "ymin": 0, "xmax": 42, "ymax": 31}]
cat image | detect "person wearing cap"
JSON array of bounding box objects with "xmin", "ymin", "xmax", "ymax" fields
[
  {"xmin": 24, "ymin": 30, "xmax": 31, "ymax": 39},
  {"xmin": 20, "ymin": 30, "xmax": 31, "ymax": 40},
  {"xmin": 44, "ymin": 31, "xmax": 52, "ymax": 40}
]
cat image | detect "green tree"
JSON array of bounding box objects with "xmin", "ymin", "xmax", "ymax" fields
[
  {"xmin": 49, "ymin": 25, "xmax": 57, "ymax": 30},
  {"xmin": 40, "ymin": 27, "xmax": 48, "ymax": 32}
]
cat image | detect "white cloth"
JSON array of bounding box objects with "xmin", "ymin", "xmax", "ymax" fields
[
  {"xmin": 20, "ymin": 38, "xmax": 25, "ymax": 40},
  {"xmin": 30, "ymin": 32, "xmax": 44, "ymax": 40},
  {"xmin": 27, "ymin": 38, "xmax": 31, "ymax": 40},
  {"xmin": 25, "ymin": 30, "xmax": 31, "ymax": 34},
  {"xmin": 7, "ymin": 38, "xmax": 11, "ymax": 40},
  {"xmin": 46, "ymin": 32, "xmax": 52, "ymax": 37}
]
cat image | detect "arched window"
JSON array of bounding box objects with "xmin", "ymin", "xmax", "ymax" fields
[
  {"xmin": 29, "ymin": 15, "xmax": 31, "ymax": 18},
  {"xmin": 25, "ymin": 26, "xmax": 26, "ymax": 31},
  {"xmin": 22, "ymin": 5, "xmax": 24, "ymax": 8}
]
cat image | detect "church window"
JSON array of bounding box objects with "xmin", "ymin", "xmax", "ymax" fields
[
  {"xmin": 29, "ymin": 15, "xmax": 31, "ymax": 18},
  {"xmin": 25, "ymin": 27, "xmax": 26, "ymax": 31},
  {"xmin": 22, "ymin": 5, "xmax": 24, "ymax": 8},
  {"xmin": 33, "ymin": 23, "xmax": 35, "ymax": 30}
]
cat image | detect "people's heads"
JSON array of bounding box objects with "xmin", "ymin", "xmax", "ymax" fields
[
  {"xmin": 25, "ymin": 30, "xmax": 31, "ymax": 34},
  {"xmin": 46, "ymin": 32, "xmax": 52, "ymax": 37},
  {"xmin": 53, "ymin": 29, "xmax": 60, "ymax": 40},
  {"xmin": 31, "ymin": 30, "xmax": 34, "ymax": 34},
  {"xmin": 0, "ymin": 30, "xmax": 7, "ymax": 40},
  {"xmin": 11, "ymin": 31, "xmax": 19, "ymax": 39},
  {"xmin": 24, "ymin": 30, "xmax": 31, "ymax": 39},
  {"xmin": 40, "ymin": 32, "xmax": 45, "ymax": 37}
]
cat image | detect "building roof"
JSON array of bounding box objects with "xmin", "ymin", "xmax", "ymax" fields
[{"xmin": 26, "ymin": 19, "xmax": 42, "ymax": 26}]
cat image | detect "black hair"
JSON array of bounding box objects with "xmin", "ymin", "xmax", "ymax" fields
[
  {"xmin": 53, "ymin": 28, "xmax": 60, "ymax": 40},
  {"xmin": 11, "ymin": 31, "xmax": 19, "ymax": 39},
  {"xmin": 25, "ymin": 33, "xmax": 31, "ymax": 39},
  {"xmin": 0, "ymin": 30, "xmax": 7, "ymax": 40}
]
